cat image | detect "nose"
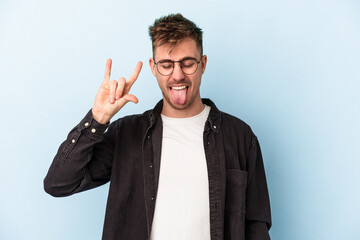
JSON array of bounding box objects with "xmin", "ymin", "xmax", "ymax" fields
[{"xmin": 171, "ymin": 62, "xmax": 185, "ymax": 81}]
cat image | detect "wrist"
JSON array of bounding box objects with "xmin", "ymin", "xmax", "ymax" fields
[{"xmin": 91, "ymin": 109, "xmax": 111, "ymax": 125}]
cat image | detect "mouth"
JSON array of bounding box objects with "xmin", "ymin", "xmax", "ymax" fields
[
  {"xmin": 169, "ymin": 85, "xmax": 189, "ymax": 105},
  {"xmin": 170, "ymin": 85, "xmax": 188, "ymax": 90}
]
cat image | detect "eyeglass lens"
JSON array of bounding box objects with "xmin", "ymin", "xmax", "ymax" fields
[{"xmin": 157, "ymin": 58, "xmax": 199, "ymax": 76}]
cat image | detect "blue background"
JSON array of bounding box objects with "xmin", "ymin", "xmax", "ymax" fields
[{"xmin": 1, "ymin": 0, "xmax": 359, "ymax": 239}]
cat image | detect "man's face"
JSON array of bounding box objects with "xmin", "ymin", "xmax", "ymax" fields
[{"xmin": 149, "ymin": 38, "xmax": 207, "ymax": 114}]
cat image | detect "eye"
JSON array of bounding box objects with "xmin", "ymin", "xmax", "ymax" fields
[
  {"xmin": 159, "ymin": 62, "xmax": 173, "ymax": 69},
  {"xmin": 181, "ymin": 59, "xmax": 196, "ymax": 68}
]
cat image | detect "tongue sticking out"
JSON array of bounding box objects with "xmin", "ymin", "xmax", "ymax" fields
[{"xmin": 171, "ymin": 87, "xmax": 187, "ymax": 105}]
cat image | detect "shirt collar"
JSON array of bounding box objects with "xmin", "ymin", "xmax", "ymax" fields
[{"xmin": 147, "ymin": 98, "xmax": 221, "ymax": 133}]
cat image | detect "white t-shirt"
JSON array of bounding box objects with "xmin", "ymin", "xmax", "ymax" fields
[{"xmin": 150, "ymin": 105, "xmax": 211, "ymax": 240}]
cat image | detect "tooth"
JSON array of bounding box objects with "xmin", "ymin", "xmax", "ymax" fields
[{"xmin": 172, "ymin": 86, "xmax": 186, "ymax": 90}]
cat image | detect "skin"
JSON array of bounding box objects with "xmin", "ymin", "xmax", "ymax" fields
[
  {"xmin": 92, "ymin": 59, "xmax": 143, "ymax": 124},
  {"xmin": 149, "ymin": 38, "xmax": 207, "ymax": 118},
  {"xmin": 92, "ymin": 37, "xmax": 207, "ymax": 124}
]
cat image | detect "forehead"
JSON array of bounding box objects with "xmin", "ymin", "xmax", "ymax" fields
[{"xmin": 154, "ymin": 38, "xmax": 201, "ymax": 60}]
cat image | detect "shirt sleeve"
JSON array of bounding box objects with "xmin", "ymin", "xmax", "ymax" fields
[
  {"xmin": 245, "ymin": 133, "xmax": 272, "ymax": 239},
  {"xmin": 44, "ymin": 109, "xmax": 115, "ymax": 197}
]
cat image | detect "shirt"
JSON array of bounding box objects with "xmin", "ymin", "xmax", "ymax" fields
[
  {"xmin": 150, "ymin": 105, "xmax": 211, "ymax": 239},
  {"xmin": 44, "ymin": 98, "xmax": 272, "ymax": 240}
]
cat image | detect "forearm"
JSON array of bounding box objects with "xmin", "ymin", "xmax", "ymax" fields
[
  {"xmin": 44, "ymin": 110, "xmax": 110, "ymax": 197},
  {"xmin": 245, "ymin": 134, "xmax": 272, "ymax": 239}
]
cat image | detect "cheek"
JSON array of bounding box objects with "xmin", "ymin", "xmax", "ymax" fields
[
  {"xmin": 193, "ymin": 75, "xmax": 202, "ymax": 86},
  {"xmin": 156, "ymin": 76, "xmax": 168, "ymax": 88}
]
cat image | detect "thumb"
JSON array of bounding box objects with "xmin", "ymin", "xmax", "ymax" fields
[
  {"xmin": 114, "ymin": 94, "xmax": 139, "ymax": 110},
  {"xmin": 123, "ymin": 94, "xmax": 139, "ymax": 104}
]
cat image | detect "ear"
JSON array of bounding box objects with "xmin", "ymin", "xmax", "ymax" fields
[
  {"xmin": 149, "ymin": 58, "xmax": 156, "ymax": 76},
  {"xmin": 201, "ymin": 55, "xmax": 207, "ymax": 74}
]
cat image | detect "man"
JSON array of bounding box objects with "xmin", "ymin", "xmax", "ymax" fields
[{"xmin": 44, "ymin": 13, "xmax": 271, "ymax": 240}]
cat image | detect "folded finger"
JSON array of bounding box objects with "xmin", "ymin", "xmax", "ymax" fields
[
  {"xmin": 109, "ymin": 79, "xmax": 117, "ymax": 104},
  {"xmin": 116, "ymin": 77, "xmax": 126, "ymax": 100}
]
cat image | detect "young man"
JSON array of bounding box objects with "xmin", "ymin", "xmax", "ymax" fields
[{"xmin": 44, "ymin": 13, "xmax": 271, "ymax": 240}]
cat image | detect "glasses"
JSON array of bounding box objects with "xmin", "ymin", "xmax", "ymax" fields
[{"xmin": 154, "ymin": 57, "xmax": 202, "ymax": 76}]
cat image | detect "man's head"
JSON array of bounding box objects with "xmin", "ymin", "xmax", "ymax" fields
[
  {"xmin": 148, "ymin": 13, "xmax": 207, "ymax": 117},
  {"xmin": 149, "ymin": 13, "xmax": 203, "ymax": 59}
]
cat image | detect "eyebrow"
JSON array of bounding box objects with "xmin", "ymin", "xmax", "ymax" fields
[{"xmin": 157, "ymin": 56, "xmax": 198, "ymax": 62}]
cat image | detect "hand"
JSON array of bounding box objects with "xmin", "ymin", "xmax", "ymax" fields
[{"xmin": 92, "ymin": 58, "xmax": 143, "ymax": 124}]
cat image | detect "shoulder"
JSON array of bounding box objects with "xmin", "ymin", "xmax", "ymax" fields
[
  {"xmin": 220, "ymin": 111, "xmax": 252, "ymax": 133},
  {"xmin": 220, "ymin": 110, "xmax": 254, "ymax": 135},
  {"xmin": 203, "ymin": 98, "xmax": 256, "ymax": 142},
  {"xmin": 217, "ymin": 109, "xmax": 257, "ymax": 152}
]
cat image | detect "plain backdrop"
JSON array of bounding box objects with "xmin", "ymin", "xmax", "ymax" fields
[{"xmin": 1, "ymin": 0, "xmax": 359, "ymax": 239}]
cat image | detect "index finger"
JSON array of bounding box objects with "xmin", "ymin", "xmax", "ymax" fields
[
  {"xmin": 125, "ymin": 61, "xmax": 143, "ymax": 91},
  {"xmin": 103, "ymin": 58, "xmax": 112, "ymax": 84}
]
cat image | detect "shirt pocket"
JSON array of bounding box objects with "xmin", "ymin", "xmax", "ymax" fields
[
  {"xmin": 226, "ymin": 169, "xmax": 247, "ymax": 213},
  {"xmin": 225, "ymin": 169, "xmax": 247, "ymax": 240}
]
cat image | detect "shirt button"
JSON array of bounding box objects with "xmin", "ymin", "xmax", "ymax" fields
[
  {"xmin": 71, "ymin": 139, "xmax": 76, "ymax": 143},
  {"xmin": 213, "ymin": 125, "xmax": 217, "ymax": 129},
  {"xmin": 84, "ymin": 122, "xmax": 89, "ymax": 127},
  {"xmin": 150, "ymin": 165, "xmax": 153, "ymax": 168},
  {"xmin": 91, "ymin": 128, "xmax": 96, "ymax": 133},
  {"xmin": 151, "ymin": 197, "xmax": 154, "ymax": 201}
]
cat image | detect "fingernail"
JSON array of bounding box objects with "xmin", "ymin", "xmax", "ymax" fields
[{"xmin": 110, "ymin": 98, "xmax": 114, "ymax": 103}]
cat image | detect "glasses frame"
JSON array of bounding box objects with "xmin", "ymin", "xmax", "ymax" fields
[{"xmin": 153, "ymin": 56, "xmax": 202, "ymax": 76}]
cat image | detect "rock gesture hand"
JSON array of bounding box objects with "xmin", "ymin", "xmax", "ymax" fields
[{"xmin": 92, "ymin": 58, "xmax": 143, "ymax": 124}]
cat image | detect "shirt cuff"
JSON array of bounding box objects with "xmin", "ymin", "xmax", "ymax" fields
[{"xmin": 77, "ymin": 109, "xmax": 109, "ymax": 140}]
